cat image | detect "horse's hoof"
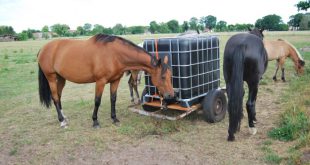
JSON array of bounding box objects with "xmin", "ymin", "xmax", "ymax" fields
[
  {"xmin": 134, "ymin": 99, "xmax": 141, "ymax": 105},
  {"xmin": 227, "ymin": 135, "xmax": 235, "ymax": 141},
  {"xmin": 112, "ymin": 118, "xmax": 119, "ymax": 124},
  {"xmin": 93, "ymin": 124, "xmax": 100, "ymax": 129},
  {"xmin": 60, "ymin": 120, "xmax": 68, "ymax": 128},
  {"xmin": 249, "ymin": 127, "xmax": 257, "ymax": 135},
  {"xmin": 93, "ymin": 121, "xmax": 100, "ymax": 128},
  {"xmin": 272, "ymin": 76, "xmax": 277, "ymax": 81}
]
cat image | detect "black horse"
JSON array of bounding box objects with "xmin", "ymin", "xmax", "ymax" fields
[{"xmin": 223, "ymin": 28, "xmax": 268, "ymax": 141}]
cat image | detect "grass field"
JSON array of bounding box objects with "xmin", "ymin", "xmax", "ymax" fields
[{"xmin": 0, "ymin": 31, "xmax": 309, "ymax": 164}]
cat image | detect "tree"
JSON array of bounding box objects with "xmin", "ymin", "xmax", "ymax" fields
[
  {"xmin": 300, "ymin": 13, "xmax": 310, "ymax": 30},
  {"xmin": 181, "ymin": 21, "xmax": 189, "ymax": 32},
  {"xmin": 189, "ymin": 17, "xmax": 199, "ymax": 30},
  {"xmin": 76, "ymin": 26, "xmax": 85, "ymax": 35},
  {"xmin": 42, "ymin": 25, "xmax": 49, "ymax": 32},
  {"xmin": 127, "ymin": 26, "xmax": 145, "ymax": 34},
  {"xmin": 149, "ymin": 21, "xmax": 159, "ymax": 34},
  {"xmin": 167, "ymin": 19, "xmax": 179, "ymax": 33},
  {"xmin": 255, "ymin": 14, "xmax": 287, "ymax": 31},
  {"xmin": 288, "ymin": 13, "xmax": 304, "ymax": 30},
  {"xmin": 83, "ymin": 23, "xmax": 92, "ymax": 35},
  {"xmin": 201, "ymin": 15, "xmax": 217, "ymax": 30},
  {"xmin": 296, "ymin": 0, "xmax": 310, "ymax": 11},
  {"xmin": 51, "ymin": 24, "xmax": 70, "ymax": 36},
  {"xmin": 92, "ymin": 24, "xmax": 104, "ymax": 35},
  {"xmin": 157, "ymin": 23, "xmax": 171, "ymax": 33},
  {"xmin": 112, "ymin": 24, "xmax": 126, "ymax": 35},
  {"xmin": 0, "ymin": 26, "xmax": 15, "ymax": 35},
  {"xmin": 215, "ymin": 20, "xmax": 227, "ymax": 32}
]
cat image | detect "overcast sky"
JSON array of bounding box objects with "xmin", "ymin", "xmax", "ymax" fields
[{"xmin": 0, "ymin": 0, "xmax": 304, "ymax": 32}]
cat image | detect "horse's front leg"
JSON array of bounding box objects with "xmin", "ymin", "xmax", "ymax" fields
[
  {"xmin": 246, "ymin": 82, "xmax": 258, "ymax": 135},
  {"xmin": 110, "ymin": 79, "xmax": 121, "ymax": 124},
  {"xmin": 273, "ymin": 59, "xmax": 279, "ymax": 81},
  {"xmin": 92, "ymin": 81, "xmax": 106, "ymax": 128}
]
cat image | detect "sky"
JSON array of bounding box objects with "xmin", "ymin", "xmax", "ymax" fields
[{"xmin": 0, "ymin": 0, "xmax": 305, "ymax": 33}]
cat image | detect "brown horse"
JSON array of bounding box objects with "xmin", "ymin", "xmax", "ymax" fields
[
  {"xmin": 126, "ymin": 70, "xmax": 143, "ymax": 104},
  {"xmin": 264, "ymin": 39, "xmax": 305, "ymax": 81},
  {"xmin": 38, "ymin": 34, "xmax": 174, "ymax": 128}
]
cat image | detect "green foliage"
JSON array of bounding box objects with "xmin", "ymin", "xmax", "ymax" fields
[
  {"xmin": 127, "ymin": 26, "xmax": 145, "ymax": 34},
  {"xmin": 189, "ymin": 17, "xmax": 199, "ymax": 30},
  {"xmin": 112, "ymin": 23, "xmax": 126, "ymax": 35},
  {"xmin": 288, "ymin": 13, "xmax": 304, "ymax": 28},
  {"xmin": 41, "ymin": 25, "xmax": 49, "ymax": 32},
  {"xmin": 149, "ymin": 21, "xmax": 159, "ymax": 34},
  {"xmin": 215, "ymin": 21, "xmax": 227, "ymax": 32},
  {"xmin": 268, "ymin": 107, "xmax": 309, "ymax": 141},
  {"xmin": 300, "ymin": 13, "xmax": 310, "ymax": 30},
  {"xmin": 157, "ymin": 23, "xmax": 171, "ymax": 33},
  {"xmin": 83, "ymin": 23, "xmax": 92, "ymax": 35},
  {"xmin": 167, "ymin": 19, "xmax": 179, "ymax": 33},
  {"xmin": 17, "ymin": 32, "xmax": 28, "ymax": 41},
  {"xmin": 296, "ymin": 0, "xmax": 310, "ymax": 11},
  {"xmin": 261, "ymin": 143, "xmax": 282, "ymax": 164},
  {"xmin": 201, "ymin": 15, "xmax": 217, "ymax": 30},
  {"xmin": 0, "ymin": 26, "xmax": 15, "ymax": 35},
  {"xmin": 50, "ymin": 24, "xmax": 70, "ymax": 36},
  {"xmin": 255, "ymin": 14, "xmax": 287, "ymax": 31},
  {"xmin": 181, "ymin": 21, "xmax": 189, "ymax": 32}
]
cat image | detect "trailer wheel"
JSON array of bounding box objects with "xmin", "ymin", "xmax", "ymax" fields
[
  {"xmin": 141, "ymin": 88, "xmax": 160, "ymax": 112},
  {"xmin": 202, "ymin": 89, "xmax": 227, "ymax": 123}
]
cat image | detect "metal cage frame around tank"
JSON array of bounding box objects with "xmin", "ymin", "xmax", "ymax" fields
[{"xmin": 143, "ymin": 35, "xmax": 220, "ymax": 108}]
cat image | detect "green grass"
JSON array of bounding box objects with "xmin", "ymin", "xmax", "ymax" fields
[
  {"xmin": 265, "ymin": 39, "xmax": 310, "ymax": 164},
  {"xmin": 1, "ymin": 32, "xmax": 310, "ymax": 164},
  {"xmin": 268, "ymin": 106, "xmax": 309, "ymax": 141}
]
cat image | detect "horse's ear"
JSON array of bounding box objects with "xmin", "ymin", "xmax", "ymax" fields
[
  {"xmin": 163, "ymin": 55, "xmax": 169, "ymax": 65},
  {"xmin": 151, "ymin": 55, "xmax": 159, "ymax": 67},
  {"xmin": 156, "ymin": 58, "xmax": 162, "ymax": 66}
]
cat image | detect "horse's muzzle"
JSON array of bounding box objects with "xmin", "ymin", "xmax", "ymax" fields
[{"xmin": 163, "ymin": 93, "xmax": 174, "ymax": 100}]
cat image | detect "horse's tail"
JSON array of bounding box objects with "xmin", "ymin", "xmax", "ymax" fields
[
  {"xmin": 227, "ymin": 45, "xmax": 245, "ymax": 135},
  {"xmin": 38, "ymin": 63, "xmax": 52, "ymax": 108}
]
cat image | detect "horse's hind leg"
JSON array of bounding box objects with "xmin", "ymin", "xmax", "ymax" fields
[
  {"xmin": 57, "ymin": 75, "xmax": 67, "ymax": 120},
  {"xmin": 47, "ymin": 73, "xmax": 67, "ymax": 128},
  {"xmin": 110, "ymin": 79, "xmax": 121, "ymax": 124},
  {"xmin": 279, "ymin": 58, "xmax": 286, "ymax": 82},
  {"xmin": 92, "ymin": 81, "xmax": 106, "ymax": 128},
  {"xmin": 246, "ymin": 82, "xmax": 258, "ymax": 135}
]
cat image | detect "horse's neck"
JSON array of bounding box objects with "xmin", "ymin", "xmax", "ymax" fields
[
  {"xmin": 122, "ymin": 51, "xmax": 154, "ymax": 73},
  {"xmin": 288, "ymin": 45, "xmax": 302, "ymax": 65}
]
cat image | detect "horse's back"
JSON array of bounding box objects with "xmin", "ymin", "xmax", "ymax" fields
[
  {"xmin": 38, "ymin": 39, "xmax": 98, "ymax": 83},
  {"xmin": 264, "ymin": 40, "xmax": 290, "ymax": 61},
  {"xmin": 224, "ymin": 33, "xmax": 267, "ymax": 82}
]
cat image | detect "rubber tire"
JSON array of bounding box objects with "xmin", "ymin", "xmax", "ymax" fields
[
  {"xmin": 141, "ymin": 88, "xmax": 160, "ymax": 112},
  {"xmin": 202, "ymin": 89, "xmax": 227, "ymax": 123}
]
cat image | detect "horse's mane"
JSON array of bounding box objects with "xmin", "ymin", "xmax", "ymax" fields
[
  {"xmin": 278, "ymin": 38, "xmax": 304, "ymax": 61},
  {"xmin": 94, "ymin": 34, "xmax": 151, "ymax": 55}
]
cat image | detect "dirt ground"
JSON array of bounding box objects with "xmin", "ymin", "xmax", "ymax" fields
[{"xmin": 73, "ymin": 82, "xmax": 288, "ymax": 165}]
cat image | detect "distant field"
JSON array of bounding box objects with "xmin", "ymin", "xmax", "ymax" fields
[{"xmin": 0, "ymin": 31, "xmax": 309, "ymax": 164}]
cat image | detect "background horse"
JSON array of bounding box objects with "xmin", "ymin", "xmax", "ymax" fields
[
  {"xmin": 223, "ymin": 28, "xmax": 268, "ymax": 141},
  {"xmin": 126, "ymin": 70, "xmax": 143, "ymax": 104},
  {"xmin": 264, "ymin": 39, "xmax": 305, "ymax": 81},
  {"xmin": 38, "ymin": 34, "xmax": 174, "ymax": 128}
]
